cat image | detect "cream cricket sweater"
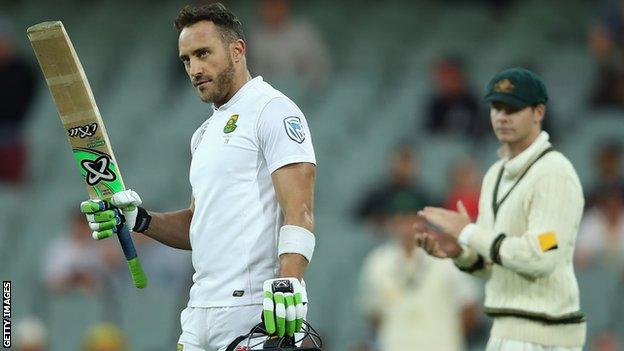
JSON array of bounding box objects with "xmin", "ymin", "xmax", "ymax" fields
[{"xmin": 454, "ymin": 132, "xmax": 586, "ymax": 347}]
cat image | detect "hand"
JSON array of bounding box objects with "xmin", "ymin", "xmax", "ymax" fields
[
  {"xmin": 80, "ymin": 189, "xmax": 142, "ymax": 240},
  {"xmin": 414, "ymin": 230, "xmax": 463, "ymax": 258},
  {"xmin": 262, "ymin": 278, "xmax": 307, "ymax": 337},
  {"xmin": 417, "ymin": 201, "xmax": 471, "ymax": 239}
]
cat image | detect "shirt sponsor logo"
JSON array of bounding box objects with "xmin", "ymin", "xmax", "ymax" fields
[
  {"xmin": 224, "ymin": 114, "xmax": 239, "ymax": 134},
  {"xmin": 283, "ymin": 116, "xmax": 305, "ymax": 144}
]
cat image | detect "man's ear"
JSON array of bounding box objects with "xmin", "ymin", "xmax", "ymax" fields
[
  {"xmin": 231, "ymin": 39, "xmax": 245, "ymax": 63},
  {"xmin": 534, "ymin": 104, "xmax": 546, "ymax": 124}
]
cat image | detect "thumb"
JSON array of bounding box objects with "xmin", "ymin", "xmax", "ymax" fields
[{"xmin": 457, "ymin": 200, "xmax": 469, "ymax": 217}]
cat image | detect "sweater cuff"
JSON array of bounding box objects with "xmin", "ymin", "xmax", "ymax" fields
[
  {"xmin": 468, "ymin": 225, "xmax": 499, "ymax": 259},
  {"xmin": 458, "ymin": 223, "xmax": 477, "ymax": 246},
  {"xmin": 454, "ymin": 245, "xmax": 480, "ymax": 268}
]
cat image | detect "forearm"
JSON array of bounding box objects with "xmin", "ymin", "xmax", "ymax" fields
[
  {"xmin": 278, "ymin": 213, "xmax": 314, "ymax": 279},
  {"xmin": 278, "ymin": 253, "xmax": 308, "ymax": 280},
  {"xmin": 141, "ymin": 209, "xmax": 193, "ymax": 250},
  {"xmin": 272, "ymin": 162, "xmax": 316, "ymax": 280},
  {"xmin": 466, "ymin": 224, "xmax": 560, "ymax": 278}
]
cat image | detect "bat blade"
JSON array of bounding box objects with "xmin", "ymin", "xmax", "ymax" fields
[{"xmin": 27, "ymin": 21, "xmax": 147, "ymax": 289}]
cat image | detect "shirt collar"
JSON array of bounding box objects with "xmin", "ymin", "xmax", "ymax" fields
[
  {"xmin": 212, "ymin": 76, "xmax": 263, "ymax": 112},
  {"xmin": 502, "ymin": 131, "xmax": 551, "ymax": 179}
]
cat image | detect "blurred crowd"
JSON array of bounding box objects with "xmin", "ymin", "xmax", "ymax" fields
[
  {"xmin": 13, "ymin": 317, "xmax": 130, "ymax": 351},
  {"xmin": 3, "ymin": 0, "xmax": 624, "ymax": 350}
]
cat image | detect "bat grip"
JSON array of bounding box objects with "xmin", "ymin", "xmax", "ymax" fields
[{"xmin": 116, "ymin": 223, "xmax": 148, "ymax": 289}]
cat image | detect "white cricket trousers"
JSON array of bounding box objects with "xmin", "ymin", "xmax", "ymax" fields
[
  {"xmin": 486, "ymin": 338, "xmax": 583, "ymax": 351},
  {"xmin": 177, "ymin": 305, "xmax": 262, "ymax": 351}
]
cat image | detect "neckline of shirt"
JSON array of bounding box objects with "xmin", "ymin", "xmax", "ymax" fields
[
  {"xmin": 212, "ymin": 76, "xmax": 263, "ymax": 112},
  {"xmin": 502, "ymin": 131, "xmax": 551, "ymax": 179}
]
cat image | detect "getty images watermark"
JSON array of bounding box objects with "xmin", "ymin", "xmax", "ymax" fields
[{"xmin": 2, "ymin": 281, "xmax": 10, "ymax": 348}]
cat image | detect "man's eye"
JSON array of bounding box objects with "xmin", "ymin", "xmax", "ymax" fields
[
  {"xmin": 199, "ymin": 51, "xmax": 209, "ymax": 58},
  {"xmin": 505, "ymin": 108, "xmax": 519, "ymax": 114}
]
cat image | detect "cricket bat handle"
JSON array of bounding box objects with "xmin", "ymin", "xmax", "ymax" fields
[{"xmin": 116, "ymin": 220, "xmax": 148, "ymax": 289}]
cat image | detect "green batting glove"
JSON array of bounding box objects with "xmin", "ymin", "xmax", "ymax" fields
[
  {"xmin": 262, "ymin": 278, "xmax": 308, "ymax": 337},
  {"xmin": 80, "ymin": 190, "xmax": 143, "ymax": 240},
  {"xmin": 80, "ymin": 199, "xmax": 123, "ymax": 240}
]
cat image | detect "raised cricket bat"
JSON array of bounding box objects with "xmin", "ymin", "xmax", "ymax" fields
[{"xmin": 27, "ymin": 21, "xmax": 147, "ymax": 289}]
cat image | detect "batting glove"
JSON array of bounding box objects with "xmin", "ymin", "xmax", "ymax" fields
[
  {"xmin": 80, "ymin": 189, "xmax": 142, "ymax": 240},
  {"xmin": 262, "ymin": 278, "xmax": 308, "ymax": 337}
]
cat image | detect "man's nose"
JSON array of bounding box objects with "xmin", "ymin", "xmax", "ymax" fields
[{"xmin": 189, "ymin": 58, "xmax": 203, "ymax": 77}]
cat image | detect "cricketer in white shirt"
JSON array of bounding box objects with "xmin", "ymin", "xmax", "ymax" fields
[
  {"xmin": 188, "ymin": 76, "xmax": 316, "ymax": 307},
  {"xmin": 82, "ymin": 4, "xmax": 318, "ymax": 349}
]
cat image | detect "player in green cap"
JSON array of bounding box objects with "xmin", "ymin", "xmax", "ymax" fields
[{"xmin": 414, "ymin": 67, "xmax": 586, "ymax": 350}]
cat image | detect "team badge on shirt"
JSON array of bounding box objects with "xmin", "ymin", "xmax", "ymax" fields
[
  {"xmin": 283, "ymin": 116, "xmax": 305, "ymax": 144},
  {"xmin": 537, "ymin": 231, "xmax": 558, "ymax": 252},
  {"xmin": 224, "ymin": 114, "xmax": 239, "ymax": 133},
  {"xmin": 177, "ymin": 343, "xmax": 184, "ymax": 350}
]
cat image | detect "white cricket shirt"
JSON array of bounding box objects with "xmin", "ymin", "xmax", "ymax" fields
[{"xmin": 187, "ymin": 76, "xmax": 316, "ymax": 307}]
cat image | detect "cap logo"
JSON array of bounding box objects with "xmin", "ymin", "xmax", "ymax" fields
[{"xmin": 493, "ymin": 79, "xmax": 515, "ymax": 93}]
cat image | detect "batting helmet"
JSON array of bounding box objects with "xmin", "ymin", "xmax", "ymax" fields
[{"xmin": 225, "ymin": 321, "xmax": 322, "ymax": 351}]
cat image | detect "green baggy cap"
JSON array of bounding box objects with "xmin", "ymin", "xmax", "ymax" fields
[{"xmin": 484, "ymin": 67, "xmax": 548, "ymax": 108}]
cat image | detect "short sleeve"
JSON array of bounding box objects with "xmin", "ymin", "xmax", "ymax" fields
[{"xmin": 257, "ymin": 97, "xmax": 316, "ymax": 173}]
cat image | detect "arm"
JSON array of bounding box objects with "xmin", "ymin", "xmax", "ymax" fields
[
  {"xmin": 141, "ymin": 196, "xmax": 194, "ymax": 250},
  {"xmin": 466, "ymin": 174, "xmax": 583, "ymax": 278},
  {"xmin": 271, "ymin": 162, "xmax": 316, "ymax": 279},
  {"xmin": 453, "ymin": 210, "xmax": 491, "ymax": 278}
]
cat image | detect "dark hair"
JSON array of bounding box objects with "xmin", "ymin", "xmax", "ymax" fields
[{"xmin": 174, "ymin": 3, "xmax": 245, "ymax": 43}]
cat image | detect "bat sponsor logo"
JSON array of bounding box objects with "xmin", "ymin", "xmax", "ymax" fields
[
  {"xmin": 68, "ymin": 123, "xmax": 98, "ymax": 138},
  {"xmin": 87, "ymin": 139, "xmax": 105, "ymax": 148},
  {"xmin": 81, "ymin": 155, "xmax": 117, "ymax": 186},
  {"xmin": 283, "ymin": 116, "xmax": 305, "ymax": 144}
]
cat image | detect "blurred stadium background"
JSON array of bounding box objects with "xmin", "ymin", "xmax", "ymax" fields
[{"xmin": 2, "ymin": 0, "xmax": 624, "ymax": 350}]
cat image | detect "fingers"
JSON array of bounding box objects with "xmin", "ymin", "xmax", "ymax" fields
[
  {"xmin": 80, "ymin": 199, "xmax": 107, "ymax": 214},
  {"xmin": 82, "ymin": 199, "xmax": 124, "ymax": 240},
  {"xmin": 284, "ymin": 292, "xmax": 296, "ymax": 336},
  {"xmin": 111, "ymin": 189, "xmax": 142, "ymax": 208},
  {"xmin": 418, "ymin": 206, "xmax": 449, "ymax": 223},
  {"xmin": 415, "ymin": 233, "xmax": 448, "ymax": 258},
  {"xmin": 274, "ymin": 292, "xmax": 286, "ymax": 337},
  {"xmin": 92, "ymin": 227, "xmax": 117, "ymax": 240},
  {"xmin": 423, "ymin": 234, "xmax": 437, "ymax": 254},
  {"xmin": 263, "ymin": 289, "xmax": 276, "ymax": 335},
  {"xmin": 262, "ymin": 278, "xmax": 306, "ymax": 337},
  {"xmin": 457, "ymin": 200, "xmax": 469, "ymax": 217},
  {"xmin": 88, "ymin": 216, "xmax": 120, "ymax": 232},
  {"xmin": 294, "ymin": 290, "xmax": 305, "ymax": 332}
]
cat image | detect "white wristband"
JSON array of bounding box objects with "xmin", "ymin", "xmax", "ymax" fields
[
  {"xmin": 458, "ymin": 223, "xmax": 477, "ymax": 247},
  {"xmin": 278, "ymin": 225, "xmax": 316, "ymax": 263}
]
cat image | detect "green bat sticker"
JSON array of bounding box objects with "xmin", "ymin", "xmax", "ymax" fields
[{"xmin": 72, "ymin": 148, "xmax": 124, "ymax": 198}]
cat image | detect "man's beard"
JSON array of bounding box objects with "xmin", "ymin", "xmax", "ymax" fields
[{"xmin": 201, "ymin": 59, "xmax": 235, "ymax": 105}]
